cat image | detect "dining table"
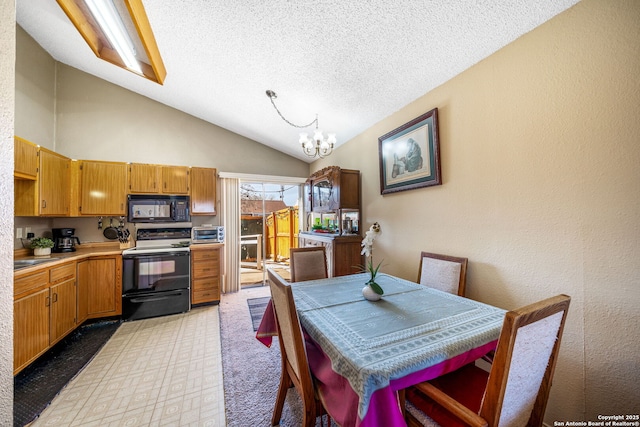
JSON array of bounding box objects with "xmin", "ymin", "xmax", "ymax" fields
[{"xmin": 256, "ymin": 272, "xmax": 506, "ymax": 427}]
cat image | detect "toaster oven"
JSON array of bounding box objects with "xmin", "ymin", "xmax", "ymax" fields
[{"xmin": 191, "ymin": 226, "xmax": 225, "ymax": 244}]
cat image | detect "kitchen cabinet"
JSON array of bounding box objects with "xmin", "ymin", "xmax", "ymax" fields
[
  {"xmin": 76, "ymin": 160, "xmax": 128, "ymax": 216},
  {"xmin": 191, "ymin": 245, "xmax": 222, "ymax": 305},
  {"xmin": 128, "ymin": 163, "xmax": 189, "ymax": 195},
  {"xmin": 299, "ymin": 233, "xmax": 363, "ymax": 277},
  {"xmin": 13, "ymin": 262, "xmax": 77, "ymax": 375},
  {"xmin": 162, "ymin": 165, "xmax": 189, "ymax": 194},
  {"xmin": 77, "ymin": 255, "xmax": 123, "ymax": 319},
  {"xmin": 190, "ymin": 167, "xmax": 217, "ymax": 215},
  {"xmin": 129, "ymin": 163, "xmax": 161, "ymax": 193},
  {"xmin": 14, "ymin": 136, "xmax": 38, "ymax": 180},
  {"xmin": 39, "ymin": 148, "xmax": 71, "ymax": 216},
  {"xmin": 14, "ymin": 141, "xmax": 71, "ymax": 217}
]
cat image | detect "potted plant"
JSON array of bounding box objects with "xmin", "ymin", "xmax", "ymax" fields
[
  {"xmin": 30, "ymin": 237, "xmax": 54, "ymax": 257},
  {"xmin": 359, "ymin": 222, "xmax": 384, "ymax": 301}
]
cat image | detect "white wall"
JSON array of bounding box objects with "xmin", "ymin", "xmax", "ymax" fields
[
  {"xmin": 0, "ymin": 3, "xmax": 15, "ymax": 425},
  {"xmin": 313, "ymin": 0, "xmax": 640, "ymax": 421}
]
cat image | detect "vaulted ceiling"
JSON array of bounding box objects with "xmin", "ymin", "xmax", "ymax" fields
[{"xmin": 17, "ymin": 0, "xmax": 580, "ymax": 162}]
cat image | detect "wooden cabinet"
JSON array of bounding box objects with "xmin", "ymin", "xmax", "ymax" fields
[
  {"xmin": 190, "ymin": 167, "xmax": 216, "ymax": 215},
  {"xmin": 307, "ymin": 166, "xmax": 360, "ymax": 212},
  {"xmin": 14, "ymin": 140, "xmax": 71, "ymax": 216},
  {"xmin": 128, "ymin": 163, "xmax": 190, "ymax": 195},
  {"xmin": 77, "ymin": 255, "xmax": 122, "ymax": 319},
  {"xmin": 14, "ymin": 136, "xmax": 38, "ymax": 180},
  {"xmin": 48, "ymin": 263, "xmax": 77, "ymax": 345},
  {"xmin": 299, "ymin": 233, "xmax": 363, "ymax": 277},
  {"xmin": 39, "ymin": 148, "xmax": 71, "ymax": 216},
  {"xmin": 13, "ymin": 261, "xmax": 77, "ymax": 375},
  {"xmin": 191, "ymin": 245, "xmax": 222, "ymax": 305},
  {"xmin": 162, "ymin": 165, "xmax": 189, "ymax": 194},
  {"xmin": 77, "ymin": 160, "xmax": 128, "ymax": 215},
  {"xmin": 129, "ymin": 163, "xmax": 161, "ymax": 193}
]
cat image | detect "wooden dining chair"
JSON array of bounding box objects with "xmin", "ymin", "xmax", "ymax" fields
[
  {"xmin": 267, "ymin": 269, "xmax": 330, "ymax": 427},
  {"xmin": 417, "ymin": 252, "xmax": 468, "ymax": 296},
  {"xmin": 404, "ymin": 294, "xmax": 571, "ymax": 427},
  {"xmin": 289, "ymin": 246, "xmax": 328, "ymax": 282}
]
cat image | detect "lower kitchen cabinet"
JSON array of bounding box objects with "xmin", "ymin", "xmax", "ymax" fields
[
  {"xmin": 77, "ymin": 255, "xmax": 123, "ymax": 321},
  {"xmin": 299, "ymin": 233, "xmax": 363, "ymax": 277},
  {"xmin": 13, "ymin": 261, "xmax": 77, "ymax": 375},
  {"xmin": 191, "ymin": 244, "xmax": 222, "ymax": 305}
]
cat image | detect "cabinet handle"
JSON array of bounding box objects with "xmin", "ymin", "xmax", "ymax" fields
[
  {"xmin": 45, "ymin": 296, "xmax": 50, "ymax": 307},
  {"xmin": 52, "ymin": 293, "xmax": 58, "ymax": 303},
  {"xmin": 41, "ymin": 200, "xmax": 47, "ymax": 208}
]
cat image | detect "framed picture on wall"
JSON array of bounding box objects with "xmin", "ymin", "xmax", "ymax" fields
[{"xmin": 378, "ymin": 108, "xmax": 441, "ymax": 195}]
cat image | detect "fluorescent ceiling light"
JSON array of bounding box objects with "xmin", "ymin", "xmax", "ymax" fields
[{"xmin": 57, "ymin": 0, "xmax": 166, "ymax": 84}]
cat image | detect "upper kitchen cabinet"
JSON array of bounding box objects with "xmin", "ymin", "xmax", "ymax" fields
[
  {"xmin": 190, "ymin": 167, "xmax": 216, "ymax": 215},
  {"xmin": 74, "ymin": 160, "xmax": 127, "ymax": 216},
  {"xmin": 39, "ymin": 148, "xmax": 71, "ymax": 216},
  {"xmin": 14, "ymin": 136, "xmax": 38, "ymax": 180},
  {"xmin": 128, "ymin": 164, "xmax": 189, "ymax": 195},
  {"xmin": 129, "ymin": 163, "xmax": 161, "ymax": 193},
  {"xmin": 162, "ymin": 166, "xmax": 189, "ymax": 194},
  {"xmin": 15, "ymin": 142, "xmax": 71, "ymax": 217}
]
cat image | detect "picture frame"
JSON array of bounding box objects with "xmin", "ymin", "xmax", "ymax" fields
[{"xmin": 378, "ymin": 108, "xmax": 441, "ymax": 195}]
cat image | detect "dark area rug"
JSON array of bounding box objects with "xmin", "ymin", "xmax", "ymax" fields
[
  {"xmin": 13, "ymin": 319, "xmax": 121, "ymax": 427},
  {"xmin": 219, "ymin": 287, "xmax": 335, "ymax": 427},
  {"xmin": 247, "ymin": 296, "xmax": 271, "ymax": 331}
]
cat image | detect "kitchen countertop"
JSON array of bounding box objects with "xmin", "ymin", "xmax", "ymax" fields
[{"xmin": 14, "ymin": 242, "xmax": 123, "ymax": 278}]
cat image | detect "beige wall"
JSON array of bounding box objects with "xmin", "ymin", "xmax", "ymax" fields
[
  {"xmin": 313, "ymin": 0, "xmax": 640, "ymax": 420},
  {"xmin": 0, "ymin": 1, "xmax": 15, "ymax": 424},
  {"xmin": 53, "ymin": 63, "xmax": 308, "ymax": 176},
  {"xmin": 15, "ymin": 26, "xmax": 56, "ymax": 149}
]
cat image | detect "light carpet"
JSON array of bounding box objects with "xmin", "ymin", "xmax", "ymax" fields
[{"xmin": 219, "ymin": 286, "xmax": 335, "ymax": 427}]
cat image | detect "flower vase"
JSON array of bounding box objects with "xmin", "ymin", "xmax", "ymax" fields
[{"xmin": 362, "ymin": 284, "xmax": 382, "ymax": 301}]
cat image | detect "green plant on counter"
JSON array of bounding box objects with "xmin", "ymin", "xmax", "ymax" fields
[{"xmin": 30, "ymin": 237, "xmax": 54, "ymax": 249}]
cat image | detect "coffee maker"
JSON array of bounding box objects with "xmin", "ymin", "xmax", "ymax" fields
[{"xmin": 52, "ymin": 228, "xmax": 81, "ymax": 253}]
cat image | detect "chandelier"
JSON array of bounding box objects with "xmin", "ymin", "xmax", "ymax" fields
[{"xmin": 266, "ymin": 90, "xmax": 336, "ymax": 159}]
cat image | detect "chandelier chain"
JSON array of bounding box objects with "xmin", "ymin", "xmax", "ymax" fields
[{"xmin": 266, "ymin": 90, "xmax": 318, "ymax": 129}]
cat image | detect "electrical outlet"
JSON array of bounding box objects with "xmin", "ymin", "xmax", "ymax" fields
[
  {"xmin": 16, "ymin": 228, "xmax": 23, "ymax": 239},
  {"xmin": 25, "ymin": 226, "xmax": 31, "ymax": 234}
]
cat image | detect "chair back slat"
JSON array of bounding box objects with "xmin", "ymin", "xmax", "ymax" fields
[
  {"xmin": 418, "ymin": 252, "xmax": 468, "ymax": 296},
  {"xmin": 267, "ymin": 269, "xmax": 314, "ymax": 392},
  {"xmin": 290, "ymin": 247, "xmax": 328, "ymax": 282},
  {"xmin": 481, "ymin": 295, "xmax": 570, "ymax": 427}
]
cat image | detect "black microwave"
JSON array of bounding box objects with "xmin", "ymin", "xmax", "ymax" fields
[{"xmin": 127, "ymin": 195, "xmax": 191, "ymax": 223}]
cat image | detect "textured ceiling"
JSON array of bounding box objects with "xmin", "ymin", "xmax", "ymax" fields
[{"xmin": 16, "ymin": 0, "xmax": 580, "ymax": 163}]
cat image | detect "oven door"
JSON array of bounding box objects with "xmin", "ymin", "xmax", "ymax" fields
[{"xmin": 123, "ymin": 251, "xmax": 191, "ymax": 295}]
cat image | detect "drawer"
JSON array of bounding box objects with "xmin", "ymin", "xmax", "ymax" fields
[
  {"xmin": 192, "ymin": 262, "xmax": 219, "ymax": 278},
  {"xmin": 192, "ymin": 249, "xmax": 220, "ymax": 262},
  {"xmin": 14, "ymin": 271, "xmax": 48, "ymax": 297},
  {"xmin": 49, "ymin": 262, "xmax": 75, "ymax": 283},
  {"xmin": 192, "ymin": 277, "xmax": 219, "ymax": 292},
  {"xmin": 192, "ymin": 289, "xmax": 219, "ymax": 304}
]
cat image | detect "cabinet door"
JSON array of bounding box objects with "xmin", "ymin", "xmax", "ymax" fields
[
  {"xmin": 39, "ymin": 148, "xmax": 71, "ymax": 216},
  {"xmin": 190, "ymin": 167, "xmax": 216, "ymax": 215},
  {"xmin": 14, "ymin": 136, "xmax": 38, "ymax": 180},
  {"xmin": 50, "ymin": 278, "xmax": 77, "ymax": 345},
  {"xmin": 79, "ymin": 161, "xmax": 127, "ymax": 215},
  {"xmin": 162, "ymin": 166, "xmax": 189, "ymax": 194},
  {"xmin": 77, "ymin": 256, "xmax": 123, "ymax": 317},
  {"xmin": 129, "ymin": 163, "xmax": 160, "ymax": 193},
  {"xmin": 14, "ymin": 289, "xmax": 50, "ymax": 374}
]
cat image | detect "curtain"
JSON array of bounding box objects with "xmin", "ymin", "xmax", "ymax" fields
[{"xmin": 221, "ymin": 177, "xmax": 241, "ymax": 293}]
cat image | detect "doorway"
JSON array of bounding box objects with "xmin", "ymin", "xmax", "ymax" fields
[{"xmin": 239, "ymin": 181, "xmax": 301, "ymax": 287}]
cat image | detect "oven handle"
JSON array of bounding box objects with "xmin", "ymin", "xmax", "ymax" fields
[
  {"xmin": 123, "ymin": 251, "xmax": 190, "ymax": 260},
  {"xmin": 128, "ymin": 291, "xmax": 186, "ymax": 303}
]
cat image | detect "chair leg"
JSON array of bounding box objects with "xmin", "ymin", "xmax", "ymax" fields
[
  {"xmin": 271, "ymin": 370, "xmax": 292, "ymax": 426},
  {"xmin": 398, "ymin": 389, "xmax": 407, "ymax": 420}
]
